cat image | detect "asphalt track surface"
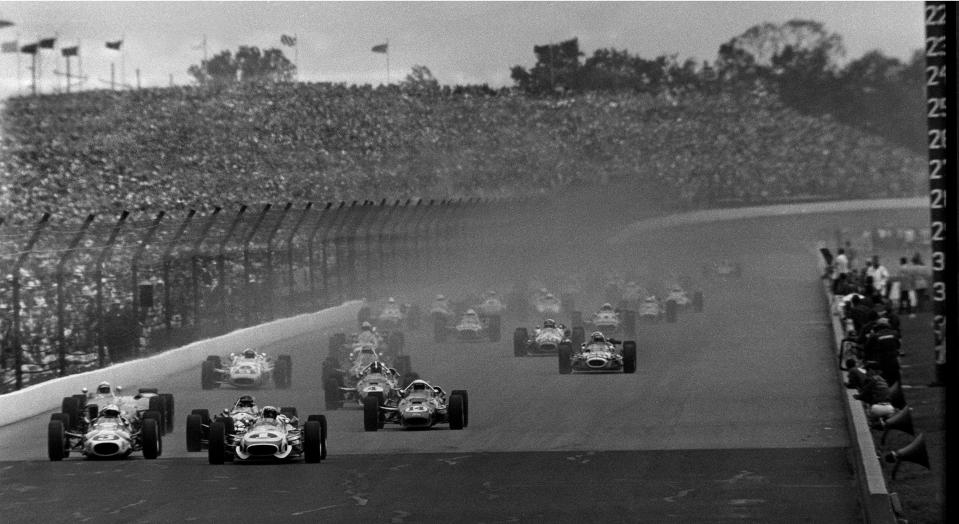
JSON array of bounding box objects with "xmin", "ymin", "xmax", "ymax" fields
[{"xmin": 0, "ymin": 208, "xmax": 927, "ymax": 523}]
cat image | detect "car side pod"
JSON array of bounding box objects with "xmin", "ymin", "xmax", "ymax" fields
[
  {"xmin": 622, "ymin": 341, "xmax": 637, "ymax": 374},
  {"xmin": 558, "ymin": 342, "xmax": 573, "ymax": 374}
]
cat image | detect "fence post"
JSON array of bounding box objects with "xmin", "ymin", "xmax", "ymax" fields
[
  {"xmin": 95, "ymin": 211, "xmax": 129, "ymax": 368},
  {"xmin": 55, "ymin": 214, "xmax": 95, "ymax": 376},
  {"xmin": 306, "ymin": 203, "xmax": 334, "ymax": 307},
  {"xmin": 217, "ymin": 205, "xmax": 247, "ymax": 331},
  {"xmin": 286, "ymin": 202, "xmax": 313, "ymax": 310},
  {"xmin": 12, "ymin": 213, "xmax": 51, "ymax": 390},
  {"xmin": 191, "ymin": 207, "xmax": 221, "ymax": 331},
  {"xmin": 242, "ymin": 204, "xmax": 272, "ymax": 325},
  {"xmin": 265, "ymin": 202, "xmax": 293, "ymax": 320},
  {"xmin": 333, "ymin": 202, "xmax": 357, "ymax": 302},
  {"xmin": 131, "ymin": 211, "xmax": 165, "ymax": 360},
  {"xmin": 160, "ymin": 210, "xmax": 196, "ymax": 335}
]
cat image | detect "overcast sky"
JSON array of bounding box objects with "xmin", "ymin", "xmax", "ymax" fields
[{"xmin": 0, "ymin": 1, "xmax": 925, "ymax": 98}]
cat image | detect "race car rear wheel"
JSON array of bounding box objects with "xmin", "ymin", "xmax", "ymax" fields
[
  {"xmin": 622, "ymin": 341, "xmax": 637, "ymax": 374},
  {"xmin": 450, "ymin": 390, "xmax": 469, "ymax": 428},
  {"xmin": 448, "ymin": 394, "xmax": 465, "ymax": 430},
  {"xmin": 206, "ymin": 355, "xmax": 222, "ymax": 368},
  {"xmin": 191, "ymin": 408, "xmax": 211, "ymax": 425},
  {"xmin": 487, "ymin": 315, "xmax": 501, "ymax": 342},
  {"xmin": 570, "ymin": 310, "xmax": 583, "ymax": 330},
  {"xmin": 571, "ymin": 326, "xmax": 586, "ymax": 348},
  {"xmin": 558, "ymin": 343, "xmax": 573, "ymax": 375},
  {"xmin": 142, "ymin": 418, "xmax": 161, "ymax": 460},
  {"xmin": 281, "ymin": 407, "xmax": 298, "ymax": 420},
  {"xmin": 47, "ymin": 419, "xmax": 66, "ymax": 461},
  {"xmin": 160, "ymin": 394, "xmax": 175, "ymax": 432},
  {"xmin": 513, "ymin": 328, "xmax": 528, "ymax": 357},
  {"xmin": 665, "ymin": 301, "xmax": 677, "ymax": 323},
  {"xmin": 304, "ymin": 420, "xmax": 322, "ymax": 463},
  {"xmin": 208, "ymin": 421, "xmax": 226, "ymax": 464},
  {"xmin": 148, "ymin": 397, "xmax": 166, "ymax": 436},
  {"xmin": 61, "ymin": 396, "xmax": 81, "ymax": 430},
  {"xmin": 307, "ymin": 415, "xmax": 328, "ymax": 460},
  {"xmin": 86, "ymin": 403, "xmax": 99, "ymax": 420},
  {"xmin": 362, "ymin": 396, "xmax": 379, "ymax": 432},
  {"xmin": 201, "ymin": 360, "xmax": 217, "ymax": 390},
  {"xmin": 274, "ymin": 357, "xmax": 291, "ymax": 390},
  {"xmin": 186, "ymin": 414, "xmax": 204, "ymax": 452},
  {"xmin": 329, "ymin": 333, "xmax": 347, "ymax": 360},
  {"xmin": 324, "ymin": 376, "xmax": 344, "ymax": 410},
  {"xmin": 433, "ymin": 314, "xmax": 447, "ymax": 343}
]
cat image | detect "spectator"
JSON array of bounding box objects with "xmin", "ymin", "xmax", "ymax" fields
[
  {"xmin": 896, "ymin": 256, "xmax": 916, "ymax": 317},
  {"xmin": 833, "ymin": 248, "xmax": 849, "ymax": 278},
  {"xmin": 865, "ymin": 256, "xmax": 889, "ymax": 299}
]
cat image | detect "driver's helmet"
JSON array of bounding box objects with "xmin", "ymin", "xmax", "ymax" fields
[
  {"xmin": 539, "ymin": 287, "xmax": 548, "ymax": 294},
  {"xmin": 590, "ymin": 331, "xmax": 606, "ymax": 344},
  {"xmin": 600, "ymin": 303, "xmax": 613, "ymax": 311},
  {"xmin": 545, "ymin": 293, "xmax": 555, "ymax": 300},
  {"xmin": 544, "ymin": 318, "xmax": 557, "ymax": 329},
  {"xmin": 96, "ymin": 381, "xmax": 112, "ymax": 395},
  {"xmin": 361, "ymin": 321, "xmax": 372, "ymax": 331},
  {"xmin": 436, "ymin": 294, "xmax": 446, "ymax": 301},
  {"xmin": 487, "ymin": 290, "xmax": 496, "ymax": 297},
  {"xmin": 261, "ymin": 406, "xmax": 278, "ymax": 420},
  {"xmin": 388, "ymin": 297, "xmax": 396, "ymax": 304},
  {"xmin": 465, "ymin": 309, "xmax": 477, "ymax": 316},
  {"xmin": 242, "ymin": 348, "xmax": 256, "ymax": 359},
  {"xmin": 237, "ymin": 395, "xmax": 256, "ymax": 409},
  {"xmin": 101, "ymin": 404, "xmax": 121, "ymax": 418}
]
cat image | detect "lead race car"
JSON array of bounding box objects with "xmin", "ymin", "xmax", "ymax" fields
[
  {"xmin": 201, "ymin": 348, "xmax": 292, "ymax": 390},
  {"xmin": 559, "ymin": 331, "xmax": 637, "ymax": 374},
  {"xmin": 363, "ymin": 379, "xmax": 468, "ymax": 431},
  {"xmin": 514, "ymin": 319, "xmax": 584, "ymax": 357},
  {"xmin": 48, "ymin": 399, "xmax": 163, "ymax": 461},
  {"xmin": 57, "ymin": 381, "xmax": 175, "ymax": 436},
  {"xmin": 188, "ymin": 399, "xmax": 327, "ymax": 464}
]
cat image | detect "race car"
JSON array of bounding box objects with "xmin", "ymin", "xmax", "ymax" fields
[
  {"xmin": 203, "ymin": 405, "xmax": 327, "ymax": 464},
  {"xmin": 475, "ymin": 291, "xmax": 508, "ymax": 316},
  {"xmin": 573, "ymin": 303, "xmax": 637, "ymax": 338},
  {"xmin": 201, "ymin": 348, "xmax": 292, "ymax": 390},
  {"xmin": 703, "ymin": 259, "xmax": 743, "ymax": 278},
  {"xmin": 48, "ymin": 398, "xmax": 164, "ymax": 461},
  {"xmin": 638, "ymin": 296, "xmax": 664, "ymax": 322},
  {"xmin": 558, "ymin": 332, "xmax": 637, "ymax": 374},
  {"xmin": 322, "ymin": 345, "xmax": 415, "ymax": 410},
  {"xmin": 514, "ymin": 320, "xmax": 584, "ymax": 357},
  {"xmin": 435, "ymin": 309, "xmax": 501, "ymax": 342},
  {"xmin": 185, "ymin": 395, "xmax": 261, "ymax": 452},
  {"xmin": 358, "ymin": 297, "xmax": 419, "ymax": 331},
  {"xmin": 533, "ymin": 292, "xmax": 563, "ymax": 316},
  {"xmin": 329, "ymin": 326, "xmax": 406, "ymax": 361},
  {"xmin": 363, "ymin": 379, "xmax": 468, "ymax": 431},
  {"xmin": 58, "ymin": 382, "xmax": 175, "ymax": 436},
  {"xmin": 663, "ymin": 284, "xmax": 704, "ymax": 320}
]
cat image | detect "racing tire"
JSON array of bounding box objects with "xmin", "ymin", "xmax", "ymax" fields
[
  {"xmin": 220, "ymin": 416, "xmax": 235, "ymax": 438},
  {"xmin": 48, "ymin": 419, "xmax": 66, "ymax": 461},
  {"xmin": 281, "ymin": 406, "xmax": 298, "ymax": 420},
  {"xmin": 570, "ymin": 310, "xmax": 583, "ymax": 330},
  {"xmin": 513, "ymin": 328, "xmax": 529, "ymax": 357},
  {"xmin": 50, "ymin": 412, "xmax": 71, "ymax": 425},
  {"xmin": 622, "ymin": 309, "xmax": 637, "ymax": 337},
  {"xmin": 394, "ymin": 355, "xmax": 412, "ymax": 377},
  {"xmin": 148, "ymin": 397, "xmax": 166, "ymax": 436},
  {"xmin": 487, "ymin": 315, "xmax": 501, "ymax": 343},
  {"xmin": 61, "ymin": 396, "xmax": 81, "ymax": 430},
  {"xmin": 304, "ymin": 420, "xmax": 323, "ymax": 463},
  {"xmin": 201, "ymin": 360, "xmax": 217, "ymax": 390},
  {"xmin": 448, "ymin": 394, "xmax": 465, "ymax": 430},
  {"xmin": 307, "ymin": 415, "xmax": 329, "ymax": 460},
  {"xmin": 693, "ymin": 291, "xmax": 704, "ymax": 313},
  {"xmin": 208, "ymin": 421, "xmax": 226, "ymax": 464},
  {"xmin": 571, "ymin": 326, "xmax": 586, "ymax": 348},
  {"xmin": 138, "ymin": 387, "xmax": 158, "ymax": 394},
  {"xmin": 433, "ymin": 314, "xmax": 447, "ymax": 343},
  {"xmin": 86, "ymin": 403, "xmax": 99, "ymax": 420},
  {"xmin": 450, "ymin": 390, "xmax": 469, "ymax": 428},
  {"xmin": 402, "ymin": 372, "xmax": 420, "ymax": 388},
  {"xmin": 558, "ymin": 343, "xmax": 573, "ymax": 375},
  {"xmin": 186, "ymin": 414, "xmax": 204, "ymax": 452},
  {"xmin": 191, "ymin": 408, "xmax": 211, "ymax": 425},
  {"xmin": 362, "ymin": 396, "xmax": 379, "ymax": 432},
  {"xmin": 274, "ymin": 357, "xmax": 291, "ymax": 390},
  {"xmin": 322, "ymin": 356, "xmax": 340, "ymax": 389},
  {"xmin": 622, "ymin": 341, "xmax": 637, "ymax": 374},
  {"xmin": 71, "ymin": 393, "xmax": 87, "ymax": 411},
  {"xmin": 665, "ymin": 300, "xmax": 677, "ymax": 323},
  {"xmin": 160, "ymin": 394, "xmax": 175, "ymax": 432},
  {"xmin": 329, "ymin": 333, "xmax": 347, "ymax": 360},
  {"xmin": 142, "ymin": 418, "xmax": 161, "ymax": 459},
  {"xmin": 143, "ymin": 409, "xmax": 163, "ymax": 440},
  {"xmin": 324, "ymin": 376, "xmax": 344, "ymax": 410},
  {"xmin": 206, "ymin": 355, "xmax": 222, "ymax": 368}
]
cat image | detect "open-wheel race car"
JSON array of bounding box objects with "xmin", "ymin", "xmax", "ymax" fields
[
  {"xmin": 638, "ymin": 296, "xmax": 664, "ymax": 322},
  {"xmin": 363, "ymin": 379, "xmax": 468, "ymax": 431},
  {"xmin": 662, "ymin": 284, "xmax": 704, "ymax": 321},
  {"xmin": 435, "ymin": 309, "xmax": 501, "ymax": 343},
  {"xmin": 48, "ymin": 383, "xmax": 169, "ymax": 460},
  {"xmin": 514, "ymin": 320, "xmax": 584, "ymax": 357},
  {"xmin": 358, "ymin": 297, "xmax": 420, "ymax": 331},
  {"xmin": 201, "ymin": 348, "xmax": 292, "ymax": 390},
  {"xmin": 188, "ymin": 400, "xmax": 327, "ymax": 464},
  {"xmin": 703, "ymin": 259, "xmax": 742, "ymax": 278},
  {"xmin": 559, "ymin": 332, "xmax": 637, "ymax": 374},
  {"xmin": 323, "ymin": 355, "xmax": 416, "ymax": 410},
  {"xmin": 329, "ymin": 324, "xmax": 406, "ymax": 361},
  {"xmin": 571, "ymin": 303, "xmax": 637, "ymax": 339}
]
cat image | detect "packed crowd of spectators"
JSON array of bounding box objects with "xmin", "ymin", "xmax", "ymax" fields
[{"xmin": 0, "ymin": 82, "xmax": 926, "ymax": 391}]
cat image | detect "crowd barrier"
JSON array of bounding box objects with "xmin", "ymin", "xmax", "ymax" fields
[{"xmin": 0, "ymin": 300, "xmax": 363, "ymax": 427}]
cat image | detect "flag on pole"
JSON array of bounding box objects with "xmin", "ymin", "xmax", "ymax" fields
[
  {"xmin": 1, "ymin": 40, "xmax": 17, "ymax": 53},
  {"xmin": 371, "ymin": 43, "xmax": 388, "ymax": 54},
  {"xmin": 0, "ymin": 20, "xmax": 14, "ymax": 29},
  {"xmin": 61, "ymin": 46, "xmax": 78, "ymax": 57},
  {"xmin": 20, "ymin": 42, "xmax": 38, "ymax": 54},
  {"xmin": 280, "ymin": 34, "xmax": 296, "ymax": 46},
  {"xmin": 105, "ymin": 40, "xmax": 122, "ymax": 50},
  {"xmin": 38, "ymin": 37, "xmax": 56, "ymax": 49}
]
